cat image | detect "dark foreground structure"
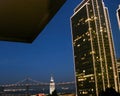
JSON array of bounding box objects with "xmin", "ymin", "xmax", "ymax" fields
[
  {"xmin": 71, "ymin": 0, "xmax": 119, "ymax": 96},
  {"xmin": 99, "ymin": 87, "xmax": 120, "ymax": 96},
  {"xmin": 0, "ymin": 0, "xmax": 66, "ymax": 43}
]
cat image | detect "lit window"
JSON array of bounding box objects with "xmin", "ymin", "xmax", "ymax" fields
[
  {"xmin": 89, "ymin": 28, "xmax": 92, "ymax": 31},
  {"xmin": 77, "ymin": 44, "xmax": 80, "ymax": 47},
  {"xmin": 110, "ymin": 67, "xmax": 112, "ymax": 70},
  {"xmin": 96, "ymin": 57, "xmax": 99, "ymax": 59},
  {"xmin": 82, "ymin": 91, "xmax": 88, "ymax": 94},
  {"xmin": 91, "ymin": 89, "xmax": 94, "ymax": 91},
  {"xmin": 98, "ymin": 73, "xmax": 101, "ymax": 76},
  {"xmin": 77, "ymin": 23, "xmax": 80, "ymax": 26},
  {"xmin": 90, "ymin": 51, "xmax": 95, "ymax": 54},
  {"xmin": 83, "ymin": 39, "xmax": 86, "ymax": 41},
  {"xmin": 94, "ymin": 16, "xmax": 97, "ymax": 20},
  {"xmin": 83, "ymin": 70, "xmax": 85, "ymax": 73},
  {"xmin": 100, "ymin": 27, "xmax": 103, "ymax": 32},
  {"xmin": 91, "ymin": 77, "xmax": 94, "ymax": 80},
  {"xmin": 99, "ymin": 57, "xmax": 103, "ymax": 61},
  {"xmin": 81, "ymin": 57, "xmax": 85, "ymax": 60}
]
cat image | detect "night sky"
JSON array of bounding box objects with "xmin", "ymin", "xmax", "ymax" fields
[{"xmin": 0, "ymin": 0, "xmax": 120, "ymax": 84}]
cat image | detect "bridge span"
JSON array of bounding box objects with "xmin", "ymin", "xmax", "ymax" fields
[
  {"xmin": 0, "ymin": 77, "xmax": 75, "ymax": 88},
  {"xmin": 0, "ymin": 77, "xmax": 76, "ymax": 95}
]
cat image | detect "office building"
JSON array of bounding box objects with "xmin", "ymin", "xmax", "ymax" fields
[
  {"xmin": 117, "ymin": 58, "xmax": 120, "ymax": 91},
  {"xmin": 70, "ymin": 0, "xmax": 119, "ymax": 95},
  {"xmin": 117, "ymin": 59, "xmax": 120, "ymax": 79},
  {"xmin": 117, "ymin": 5, "xmax": 120, "ymax": 29}
]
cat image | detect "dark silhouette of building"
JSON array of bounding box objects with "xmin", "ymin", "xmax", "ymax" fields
[
  {"xmin": 70, "ymin": 0, "xmax": 119, "ymax": 95},
  {"xmin": 99, "ymin": 87, "xmax": 120, "ymax": 96},
  {"xmin": 47, "ymin": 90, "xmax": 58, "ymax": 96}
]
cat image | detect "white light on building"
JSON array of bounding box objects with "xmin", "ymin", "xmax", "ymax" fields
[{"xmin": 117, "ymin": 5, "xmax": 120, "ymax": 29}]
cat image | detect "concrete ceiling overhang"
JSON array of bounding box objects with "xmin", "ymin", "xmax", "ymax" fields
[{"xmin": 0, "ymin": 0, "xmax": 66, "ymax": 43}]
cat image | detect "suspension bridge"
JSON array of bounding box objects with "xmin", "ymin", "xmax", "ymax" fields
[
  {"xmin": 0, "ymin": 77, "xmax": 75, "ymax": 87},
  {"xmin": 0, "ymin": 77, "xmax": 75, "ymax": 95}
]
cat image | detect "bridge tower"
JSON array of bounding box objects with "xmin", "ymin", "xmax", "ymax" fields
[{"xmin": 49, "ymin": 76, "xmax": 55, "ymax": 94}]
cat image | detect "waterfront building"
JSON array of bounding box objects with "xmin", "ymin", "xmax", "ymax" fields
[
  {"xmin": 49, "ymin": 76, "xmax": 55, "ymax": 94},
  {"xmin": 117, "ymin": 5, "xmax": 120, "ymax": 29},
  {"xmin": 70, "ymin": 0, "xmax": 119, "ymax": 95}
]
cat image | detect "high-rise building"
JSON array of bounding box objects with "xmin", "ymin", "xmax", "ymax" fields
[
  {"xmin": 70, "ymin": 0, "xmax": 119, "ymax": 96},
  {"xmin": 49, "ymin": 76, "xmax": 55, "ymax": 94},
  {"xmin": 117, "ymin": 58, "xmax": 120, "ymax": 91},
  {"xmin": 117, "ymin": 5, "xmax": 120, "ymax": 29}
]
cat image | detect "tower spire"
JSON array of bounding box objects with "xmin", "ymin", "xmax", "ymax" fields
[{"xmin": 50, "ymin": 75, "xmax": 54, "ymax": 82}]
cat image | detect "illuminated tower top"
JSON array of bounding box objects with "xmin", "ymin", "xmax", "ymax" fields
[{"xmin": 50, "ymin": 76, "xmax": 54, "ymax": 82}]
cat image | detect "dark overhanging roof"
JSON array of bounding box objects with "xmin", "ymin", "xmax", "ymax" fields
[{"xmin": 0, "ymin": 0, "xmax": 66, "ymax": 43}]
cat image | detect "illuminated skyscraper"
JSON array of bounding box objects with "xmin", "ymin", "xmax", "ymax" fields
[
  {"xmin": 50, "ymin": 76, "xmax": 55, "ymax": 94},
  {"xmin": 70, "ymin": 0, "xmax": 119, "ymax": 95},
  {"xmin": 117, "ymin": 58, "xmax": 120, "ymax": 91},
  {"xmin": 117, "ymin": 5, "xmax": 120, "ymax": 29}
]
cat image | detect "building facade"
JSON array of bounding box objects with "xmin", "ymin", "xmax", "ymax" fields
[
  {"xmin": 117, "ymin": 5, "xmax": 120, "ymax": 29},
  {"xmin": 117, "ymin": 58, "xmax": 120, "ymax": 91},
  {"xmin": 70, "ymin": 0, "xmax": 119, "ymax": 96}
]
